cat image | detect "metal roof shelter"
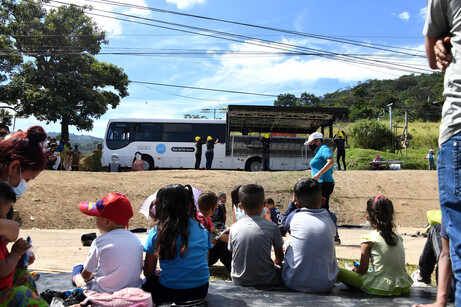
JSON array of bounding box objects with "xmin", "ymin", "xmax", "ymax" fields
[{"xmin": 226, "ymin": 105, "xmax": 348, "ymax": 136}]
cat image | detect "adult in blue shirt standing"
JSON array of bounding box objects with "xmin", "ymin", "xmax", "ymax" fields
[{"xmin": 306, "ymin": 132, "xmax": 340, "ymax": 244}]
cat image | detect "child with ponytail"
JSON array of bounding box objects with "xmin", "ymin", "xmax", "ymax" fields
[
  {"xmin": 142, "ymin": 184, "xmax": 212, "ymax": 305},
  {"xmin": 338, "ymin": 195, "xmax": 413, "ymax": 295}
]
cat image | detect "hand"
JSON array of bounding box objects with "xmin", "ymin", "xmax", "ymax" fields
[
  {"xmin": 27, "ymin": 252, "xmax": 35, "ymax": 266},
  {"xmin": 313, "ymin": 174, "xmax": 320, "ymax": 181},
  {"xmin": 0, "ymin": 219, "xmax": 20, "ymax": 242},
  {"xmin": 435, "ymin": 36, "xmax": 452, "ymax": 71},
  {"xmin": 218, "ymin": 233, "xmax": 229, "ymax": 243},
  {"xmin": 11, "ymin": 238, "xmax": 31, "ymax": 256}
]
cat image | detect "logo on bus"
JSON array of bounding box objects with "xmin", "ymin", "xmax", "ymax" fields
[
  {"xmin": 171, "ymin": 147, "xmax": 194, "ymax": 152},
  {"xmin": 156, "ymin": 144, "xmax": 166, "ymax": 154}
]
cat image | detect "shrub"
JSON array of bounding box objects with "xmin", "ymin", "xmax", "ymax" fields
[
  {"xmin": 349, "ymin": 120, "xmax": 394, "ymax": 150},
  {"xmin": 80, "ymin": 150, "xmax": 103, "ymax": 172}
]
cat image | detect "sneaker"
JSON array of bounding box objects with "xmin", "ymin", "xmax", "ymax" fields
[
  {"xmin": 334, "ymin": 235, "xmax": 341, "ymax": 245},
  {"xmin": 411, "ymin": 269, "xmax": 431, "ymax": 286}
]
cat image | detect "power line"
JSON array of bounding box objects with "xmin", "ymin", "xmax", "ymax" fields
[
  {"xmin": 46, "ymin": 2, "xmax": 430, "ymax": 74},
  {"xmin": 83, "ymin": 0, "xmax": 426, "ymax": 56},
  {"xmin": 130, "ymin": 81, "xmax": 279, "ymax": 97}
]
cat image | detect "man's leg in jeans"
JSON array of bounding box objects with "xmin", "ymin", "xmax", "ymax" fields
[{"xmin": 438, "ymin": 133, "xmax": 461, "ymax": 305}]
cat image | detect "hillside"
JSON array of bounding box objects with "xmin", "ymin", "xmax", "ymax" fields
[
  {"xmin": 47, "ymin": 132, "xmax": 103, "ymax": 154},
  {"xmin": 275, "ymin": 72, "xmax": 445, "ymax": 122},
  {"xmin": 14, "ymin": 169, "xmax": 439, "ymax": 230}
]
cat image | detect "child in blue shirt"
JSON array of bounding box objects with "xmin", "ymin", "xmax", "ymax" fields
[
  {"xmin": 142, "ymin": 184, "xmax": 212, "ymax": 305},
  {"xmin": 265, "ymin": 198, "xmax": 286, "ymax": 236}
]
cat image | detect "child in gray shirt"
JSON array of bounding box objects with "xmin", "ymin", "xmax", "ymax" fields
[{"xmin": 228, "ymin": 183, "xmax": 284, "ymax": 287}]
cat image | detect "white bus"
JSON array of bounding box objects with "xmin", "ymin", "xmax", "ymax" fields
[{"xmin": 101, "ymin": 105, "xmax": 347, "ymax": 171}]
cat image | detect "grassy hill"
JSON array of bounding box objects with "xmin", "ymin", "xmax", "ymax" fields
[{"xmin": 47, "ymin": 132, "xmax": 102, "ymax": 154}]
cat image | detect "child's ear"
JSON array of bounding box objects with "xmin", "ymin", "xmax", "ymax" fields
[
  {"xmin": 294, "ymin": 201, "xmax": 300, "ymax": 209},
  {"xmin": 320, "ymin": 197, "xmax": 326, "ymax": 207},
  {"xmin": 238, "ymin": 203, "xmax": 243, "ymax": 210}
]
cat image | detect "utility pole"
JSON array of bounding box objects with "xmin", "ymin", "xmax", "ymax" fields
[
  {"xmin": 387, "ymin": 103, "xmax": 393, "ymax": 131},
  {"xmin": 404, "ymin": 109, "xmax": 408, "ymax": 156},
  {"xmin": 387, "ymin": 103, "xmax": 394, "ymax": 153}
]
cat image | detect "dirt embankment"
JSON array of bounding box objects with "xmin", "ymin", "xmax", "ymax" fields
[{"xmin": 14, "ymin": 169, "xmax": 439, "ymax": 229}]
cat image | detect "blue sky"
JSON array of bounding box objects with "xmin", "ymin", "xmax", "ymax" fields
[{"xmin": 6, "ymin": 0, "xmax": 433, "ymax": 138}]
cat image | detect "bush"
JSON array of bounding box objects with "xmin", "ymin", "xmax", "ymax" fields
[
  {"xmin": 349, "ymin": 120, "xmax": 394, "ymax": 150},
  {"xmin": 80, "ymin": 150, "xmax": 103, "ymax": 172}
]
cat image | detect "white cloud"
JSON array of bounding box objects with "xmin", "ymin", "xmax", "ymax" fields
[
  {"xmin": 185, "ymin": 39, "xmax": 428, "ymax": 100},
  {"xmin": 166, "ymin": 0, "xmax": 206, "ymax": 10},
  {"xmin": 420, "ymin": 7, "xmax": 427, "ymax": 19},
  {"xmin": 398, "ymin": 11, "xmax": 410, "ymax": 22}
]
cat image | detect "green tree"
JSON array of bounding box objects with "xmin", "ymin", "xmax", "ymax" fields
[
  {"xmin": 349, "ymin": 119, "xmax": 394, "ymax": 150},
  {"xmin": 274, "ymin": 93, "xmax": 299, "ymax": 107},
  {"xmin": 299, "ymin": 92, "xmax": 321, "ymax": 107},
  {"xmin": 1, "ymin": 1, "xmax": 129, "ymax": 141}
]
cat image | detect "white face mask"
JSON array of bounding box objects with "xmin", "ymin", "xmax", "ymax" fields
[{"xmin": 8, "ymin": 167, "xmax": 28, "ymax": 197}]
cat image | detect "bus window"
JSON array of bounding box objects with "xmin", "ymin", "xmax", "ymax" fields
[
  {"xmin": 134, "ymin": 123, "xmax": 161, "ymax": 141},
  {"xmin": 193, "ymin": 123, "xmax": 226, "ymax": 143},
  {"xmin": 162, "ymin": 123, "xmax": 193, "ymax": 142},
  {"xmin": 106, "ymin": 122, "xmax": 131, "ymax": 149}
]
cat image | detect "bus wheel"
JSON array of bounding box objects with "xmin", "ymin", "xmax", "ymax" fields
[
  {"xmin": 245, "ymin": 157, "xmax": 262, "ymax": 172},
  {"xmin": 142, "ymin": 155, "xmax": 155, "ymax": 170}
]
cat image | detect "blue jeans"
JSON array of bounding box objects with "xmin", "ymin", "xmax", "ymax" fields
[{"xmin": 438, "ymin": 132, "xmax": 461, "ymax": 305}]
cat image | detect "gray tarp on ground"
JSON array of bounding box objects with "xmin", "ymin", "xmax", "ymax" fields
[{"xmin": 37, "ymin": 272, "xmax": 452, "ymax": 306}]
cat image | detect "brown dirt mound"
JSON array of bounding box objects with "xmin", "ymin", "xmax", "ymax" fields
[{"xmin": 14, "ymin": 169, "xmax": 439, "ymax": 229}]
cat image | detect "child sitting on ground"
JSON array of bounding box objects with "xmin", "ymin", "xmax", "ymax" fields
[
  {"xmin": 73, "ymin": 193, "xmax": 143, "ymax": 293},
  {"xmin": 197, "ymin": 191, "xmax": 231, "ymax": 271},
  {"xmin": 210, "ymin": 192, "xmax": 227, "ymax": 231},
  {"xmin": 265, "ymin": 198, "xmax": 286, "ymax": 236},
  {"xmin": 228, "ymin": 183, "xmax": 284, "ymax": 287},
  {"xmin": 0, "ymin": 182, "xmax": 47, "ymax": 306},
  {"xmin": 282, "ymin": 178, "xmax": 339, "ymax": 293},
  {"xmin": 337, "ymin": 195, "xmax": 413, "ymax": 295},
  {"xmin": 143, "ymin": 184, "xmax": 212, "ymax": 305}
]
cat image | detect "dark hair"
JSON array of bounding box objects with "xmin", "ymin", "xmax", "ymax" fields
[
  {"xmin": 0, "ymin": 126, "xmax": 47, "ymax": 175},
  {"xmin": 151, "ymin": 184, "xmax": 196, "ymax": 260},
  {"xmin": 0, "ymin": 182, "xmax": 16, "ymax": 206},
  {"xmin": 198, "ymin": 191, "xmax": 218, "ymax": 213},
  {"xmin": 264, "ymin": 198, "xmax": 275, "ymax": 205},
  {"xmin": 366, "ymin": 196, "xmax": 397, "ymax": 246},
  {"xmin": 238, "ymin": 183, "xmax": 264, "ymax": 211},
  {"xmin": 217, "ymin": 192, "xmax": 226, "ymax": 198},
  {"xmin": 294, "ymin": 178, "xmax": 322, "ymax": 208},
  {"xmin": 231, "ymin": 184, "xmax": 242, "ymax": 209}
]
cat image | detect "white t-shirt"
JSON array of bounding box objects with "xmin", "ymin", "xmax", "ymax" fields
[
  {"xmin": 84, "ymin": 228, "xmax": 143, "ymax": 293},
  {"xmin": 282, "ymin": 208, "xmax": 339, "ymax": 293}
]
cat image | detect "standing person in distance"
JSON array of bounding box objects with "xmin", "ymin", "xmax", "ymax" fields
[
  {"xmin": 425, "ymin": 149, "xmax": 436, "ymax": 170},
  {"xmin": 205, "ymin": 136, "xmax": 218, "ymax": 170},
  {"xmin": 0, "ymin": 117, "xmax": 10, "ymax": 140},
  {"xmin": 334, "ymin": 131, "xmax": 347, "ymax": 171},
  {"xmin": 306, "ymin": 132, "xmax": 340, "ymax": 244},
  {"xmin": 259, "ymin": 133, "xmax": 272, "ymax": 171},
  {"xmin": 194, "ymin": 136, "xmax": 205, "ymax": 170}
]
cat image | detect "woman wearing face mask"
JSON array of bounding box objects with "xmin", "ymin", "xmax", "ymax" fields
[
  {"xmin": 0, "ymin": 126, "xmax": 47, "ymax": 240},
  {"xmin": 306, "ymin": 132, "xmax": 340, "ymax": 244}
]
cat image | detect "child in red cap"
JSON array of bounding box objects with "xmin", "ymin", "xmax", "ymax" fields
[{"xmin": 72, "ymin": 193, "xmax": 143, "ymax": 293}]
